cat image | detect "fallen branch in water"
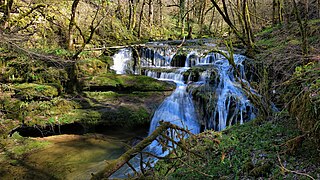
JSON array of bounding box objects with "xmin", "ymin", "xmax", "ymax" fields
[{"xmin": 90, "ymin": 121, "xmax": 194, "ymax": 180}]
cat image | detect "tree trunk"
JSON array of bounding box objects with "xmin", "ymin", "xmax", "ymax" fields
[
  {"xmin": 318, "ymin": 0, "xmax": 320, "ymax": 18},
  {"xmin": 180, "ymin": 0, "xmax": 186, "ymax": 37},
  {"xmin": 292, "ymin": 0, "xmax": 308, "ymax": 55},
  {"xmin": 236, "ymin": 0, "xmax": 246, "ymax": 40},
  {"xmin": 209, "ymin": 6, "xmax": 216, "ymax": 33},
  {"xmin": 128, "ymin": 0, "xmax": 133, "ymax": 30},
  {"xmin": 210, "ymin": 0, "xmax": 247, "ymax": 45},
  {"xmin": 199, "ymin": 0, "xmax": 206, "ymax": 35},
  {"xmin": 243, "ymin": 0, "xmax": 255, "ymax": 55},
  {"xmin": 68, "ymin": 0, "xmax": 80, "ymax": 51},
  {"xmin": 148, "ymin": 0, "xmax": 153, "ymax": 26},
  {"xmin": 272, "ymin": 0, "xmax": 276, "ymax": 24},
  {"xmin": 1, "ymin": 0, "xmax": 14, "ymax": 29},
  {"xmin": 278, "ymin": 0, "xmax": 284, "ymax": 24},
  {"xmin": 138, "ymin": 0, "xmax": 146, "ymax": 38},
  {"xmin": 158, "ymin": 0, "xmax": 163, "ymax": 26}
]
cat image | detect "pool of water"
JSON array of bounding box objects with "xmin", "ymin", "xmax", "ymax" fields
[{"xmin": 24, "ymin": 128, "xmax": 147, "ymax": 179}]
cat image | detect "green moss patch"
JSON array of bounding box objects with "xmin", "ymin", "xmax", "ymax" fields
[
  {"xmin": 83, "ymin": 74, "xmax": 175, "ymax": 92},
  {"xmin": 77, "ymin": 58, "xmax": 108, "ymax": 77},
  {"xmin": 13, "ymin": 83, "xmax": 59, "ymax": 100}
]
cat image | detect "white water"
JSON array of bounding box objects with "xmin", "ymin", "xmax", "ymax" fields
[
  {"xmin": 111, "ymin": 68, "xmax": 199, "ymax": 178},
  {"xmin": 209, "ymin": 55, "xmax": 255, "ymax": 130},
  {"xmin": 147, "ymin": 69, "xmax": 200, "ymax": 156},
  {"xmin": 111, "ymin": 48, "xmax": 132, "ymax": 74}
]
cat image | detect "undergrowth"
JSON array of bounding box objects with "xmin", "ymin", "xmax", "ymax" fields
[{"xmin": 153, "ymin": 114, "xmax": 319, "ymax": 179}]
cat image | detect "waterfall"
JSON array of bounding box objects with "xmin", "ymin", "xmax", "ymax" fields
[
  {"xmin": 209, "ymin": 54, "xmax": 256, "ymax": 131},
  {"xmin": 111, "ymin": 48, "xmax": 132, "ymax": 74},
  {"xmin": 147, "ymin": 67, "xmax": 200, "ymax": 156},
  {"xmin": 111, "ymin": 68, "xmax": 199, "ymax": 178},
  {"xmin": 111, "ymin": 42, "xmax": 257, "ymax": 176}
]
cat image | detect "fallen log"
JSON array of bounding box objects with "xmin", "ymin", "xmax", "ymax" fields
[{"xmin": 90, "ymin": 121, "xmax": 193, "ymax": 180}]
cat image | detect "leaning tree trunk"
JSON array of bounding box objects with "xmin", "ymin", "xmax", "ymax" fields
[
  {"xmin": 210, "ymin": 0, "xmax": 248, "ymax": 47},
  {"xmin": 90, "ymin": 121, "xmax": 194, "ymax": 180}
]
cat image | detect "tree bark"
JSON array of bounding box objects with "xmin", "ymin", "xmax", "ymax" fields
[
  {"xmin": 68, "ymin": 0, "xmax": 80, "ymax": 51},
  {"xmin": 318, "ymin": 0, "xmax": 320, "ymax": 18},
  {"xmin": 148, "ymin": 0, "xmax": 154, "ymax": 29},
  {"xmin": 138, "ymin": 0, "xmax": 146, "ymax": 38},
  {"xmin": 180, "ymin": 0, "xmax": 186, "ymax": 36},
  {"xmin": 272, "ymin": 0, "xmax": 276, "ymax": 24},
  {"xmin": 243, "ymin": 0, "xmax": 254, "ymax": 46},
  {"xmin": 292, "ymin": 0, "xmax": 308, "ymax": 55},
  {"xmin": 158, "ymin": 0, "xmax": 163, "ymax": 26},
  {"xmin": 128, "ymin": 0, "xmax": 137, "ymax": 31}
]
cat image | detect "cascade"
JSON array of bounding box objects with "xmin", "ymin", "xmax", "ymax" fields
[
  {"xmin": 209, "ymin": 54, "xmax": 255, "ymax": 130},
  {"xmin": 147, "ymin": 68, "xmax": 200, "ymax": 155},
  {"xmin": 111, "ymin": 48, "xmax": 132, "ymax": 74},
  {"xmin": 111, "ymin": 67, "xmax": 199, "ymax": 178},
  {"xmin": 111, "ymin": 44, "xmax": 256, "ymax": 132},
  {"xmin": 111, "ymin": 41, "xmax": 257, "ymax": 176}
]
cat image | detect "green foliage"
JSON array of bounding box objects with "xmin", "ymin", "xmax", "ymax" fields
[{"xmin": 283, "ymin": 62, "xmax": 320, "ymax": 146}]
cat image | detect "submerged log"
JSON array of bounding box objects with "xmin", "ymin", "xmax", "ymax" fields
[{"xmin": 90, "ymin": 121, "xmax": 192, "ymax": 180}]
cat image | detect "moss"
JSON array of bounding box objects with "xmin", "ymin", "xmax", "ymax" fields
[
  {"xmin": 249, "ymin": 161, "xmax": 273, "ymax": 177},
  {"xmin": 154, "ymin": 115, "xmax": 311, "ymax": 179},
  {"xmin": 2, "ymin": 132, "xmax": 51, "ymax": 158},
  {"xmin": 77, "ymin": 58, "xmax": 108, "ymax": 77},
  {"xmin": 2, "ymin": 96, "xmax": 80, "ymax": 126},
  {"xmin": 83, "ymin": 74, "xmax": 175, "ymax": 91},
  {"xmin": 14, "ymin": 83, "xmax": 58, "ymax": 100},
  {"xmin": 73, "ymin": 106, "xmax": 150, "ymax": 128}
]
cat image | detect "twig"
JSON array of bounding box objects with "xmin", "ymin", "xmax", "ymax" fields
[{"xmin": 277, "ymin": 153, "xmax": 315, "ymax": 180}]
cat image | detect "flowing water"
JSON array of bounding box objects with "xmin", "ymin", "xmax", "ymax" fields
[
  {"xmin": 110, "ymin": 40, "xmax": 257, "ymax": 177},
  {"xmin": 111, "ymin": 48, "xmax": 132, "ymax": 74}
]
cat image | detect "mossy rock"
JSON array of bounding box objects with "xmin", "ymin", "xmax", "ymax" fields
[
  {"xmin": 2, "ymin": 96, "xmax": 80, "ymax": 126},
  {"xmin": 77, "ymin": 58, "xmax": 108, "ymax": 77},
  {"xmin": 249, "ymin": 161, "xmax": 273, "ymax": 177},
  {"xmin": 14, "ymin": 83, "xmax": 58, "ymax": 100},
  {"xmin": 83, "ymin": 74, "xmax": 175, "ymax": 92},
  {"xmin": 75, "ymin": 106, "xmax": 150, "ymax": 128}
]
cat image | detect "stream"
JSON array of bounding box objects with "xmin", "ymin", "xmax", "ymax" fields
[
  {"xmin": 110, "ymin": 39, "xmax": 256, "ymax": 177},
  {"xmin": 7, "ymin": 40, "xmax": 257, "ymax": 179}
]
